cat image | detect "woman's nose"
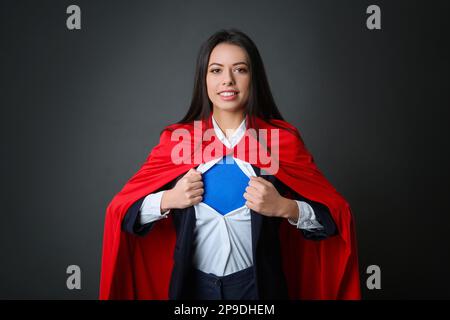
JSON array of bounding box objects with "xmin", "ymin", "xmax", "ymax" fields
[
  {"xmin": 222, "ymin": 79, "xmax": 234, "ymax": 85},
  {"xmin": 222, "ymin": 70, "xmax": 235, "ymax": 85}
]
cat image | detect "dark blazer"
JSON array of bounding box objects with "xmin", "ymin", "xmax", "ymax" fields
[{"xmin": 122, "ymin": 165, "xmax": 337, "ymax": 300}]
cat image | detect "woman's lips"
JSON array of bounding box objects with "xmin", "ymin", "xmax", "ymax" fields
[{"xmin": 218, "ymin": 92, "xmax": 239, "ymax": 101}]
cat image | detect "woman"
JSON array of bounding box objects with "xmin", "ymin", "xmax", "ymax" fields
[{"xmin": 100, "ymin": 29, "xmax": 361, "ymax": 300}]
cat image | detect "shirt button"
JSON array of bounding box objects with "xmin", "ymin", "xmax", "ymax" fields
[{"xmin": 214, "ymin": 279, "xmax": 222, "ymax": 287}]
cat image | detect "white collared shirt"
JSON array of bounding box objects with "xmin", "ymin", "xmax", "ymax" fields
[{"xmin": 139, "ymin": 115, "xmax": 324, "ymax": 276}]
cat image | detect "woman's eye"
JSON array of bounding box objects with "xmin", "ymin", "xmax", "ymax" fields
[{"xmin": 210, "ymin": 68, "xmax": 247, "ymax": 74}]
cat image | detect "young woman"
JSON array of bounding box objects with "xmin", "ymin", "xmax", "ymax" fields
[{"xmin": 100, "ymin": 29, "xmax": 361, "ymax": 300}]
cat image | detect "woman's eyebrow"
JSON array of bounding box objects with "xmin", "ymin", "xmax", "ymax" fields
[{"xmin": 208, "ymin": 62, "xmax": 248, "ymax": 67}]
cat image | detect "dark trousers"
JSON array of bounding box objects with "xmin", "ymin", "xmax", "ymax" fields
[{"xmin": 189, "ymin": 266, "xmax": 258, "ymax": 300}]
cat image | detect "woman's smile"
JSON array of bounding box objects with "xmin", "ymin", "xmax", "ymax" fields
[{"xmin": 218, "ymin": 90, "xmax": 239, "ymax": 101}]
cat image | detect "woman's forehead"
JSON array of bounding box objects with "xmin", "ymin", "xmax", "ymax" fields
[{"xmin": 209, "ymin": 43, "xmax": 249, "ymax": 65}]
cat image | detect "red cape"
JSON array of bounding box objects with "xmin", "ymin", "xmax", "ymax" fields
[{"xmin": 99, "ymin": 115, "xmax": 361, "ymax": 300}]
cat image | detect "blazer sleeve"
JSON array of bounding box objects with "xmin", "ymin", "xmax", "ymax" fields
[
  {"xmin": 298, "ymin": 197, "xmax": 338, "ymax": 240},
  {"xmin": 274, "ymin": 177, "xmax": 338, "ymax": 241},
  {"xmin": 121, "ymin": 195, "xmax": 158, "ymax": 236},
  {"xmin": 121, "ymin": 178, "xmax": 179, "ymax": 236}
]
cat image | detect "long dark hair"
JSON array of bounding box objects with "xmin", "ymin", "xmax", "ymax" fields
[{"xmin": 177, "ymin": 29, "xmax": 288, "ymax": 132}]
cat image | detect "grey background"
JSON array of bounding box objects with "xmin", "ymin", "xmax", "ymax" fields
[{"xmin": 1, "ymin": 0, "xmax": 449, "ymax": 299}]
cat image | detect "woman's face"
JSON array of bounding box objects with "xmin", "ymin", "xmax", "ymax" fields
[{"xmin": 206, "ymin": 43, "xmax": 251, "ymax": 114}]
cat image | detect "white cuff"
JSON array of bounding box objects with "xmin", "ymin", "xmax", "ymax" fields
[
  {"xmin": 139, "ymin": 190, "xmax": 170, "ymax": 225},
  {"xmin": 288, "ymin": 200, "xmax": 324, "ymax": 230}
]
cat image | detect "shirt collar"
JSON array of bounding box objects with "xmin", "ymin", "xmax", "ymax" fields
[{"xmin": 211, "ymin": 114, "xmax": 246, "ymax": 149}]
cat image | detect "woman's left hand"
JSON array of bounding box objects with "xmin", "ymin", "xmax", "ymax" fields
[{"xmin": 243, "ymin": 176, "xmax": 299, "ymax": 219}]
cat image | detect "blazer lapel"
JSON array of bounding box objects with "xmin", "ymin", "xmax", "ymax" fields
[{"xmin": 250, "ymin": 165, "xmax": 263, "ymax": 254}]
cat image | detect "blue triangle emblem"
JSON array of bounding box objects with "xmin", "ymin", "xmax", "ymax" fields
[{"xmin": 202, "ymin": 155, "xmax": 250, "ymax": 215}]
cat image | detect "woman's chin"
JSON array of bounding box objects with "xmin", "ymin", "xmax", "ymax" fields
[{"xmin": 213, "ymin": 103, "xmax": 245, "ymax": 113}]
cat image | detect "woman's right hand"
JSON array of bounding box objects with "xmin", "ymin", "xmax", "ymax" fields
[{"xmin": 160, "ymin": 168, "xmax": 204, "ymax": 212}]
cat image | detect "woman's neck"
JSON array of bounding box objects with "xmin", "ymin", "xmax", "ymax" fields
[{"xmin": 212, "ymin": 109, "xmax": 245, "ymax": 139}]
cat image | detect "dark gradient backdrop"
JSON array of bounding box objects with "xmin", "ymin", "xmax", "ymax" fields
[{"xmin": 1, "ymin": 0, "xmax": 449, "ymax": 299}]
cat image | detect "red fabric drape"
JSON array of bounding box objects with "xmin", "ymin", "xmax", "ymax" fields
[{"xmin": 99, "ymin": 115, "xmax": 361, "ymax": 299}]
